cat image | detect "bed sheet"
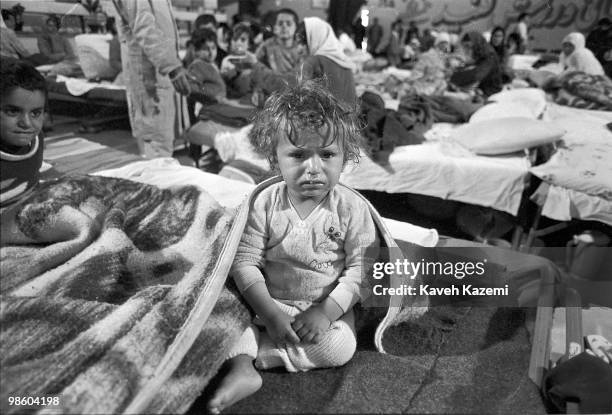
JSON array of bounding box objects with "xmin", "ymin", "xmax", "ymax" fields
[
  {"xmin": 95, "ymin": 158, "xmax": 439, "ymax": 247},
  {"xmin": 340, "ymin": 128, "xmax": 531, "ymax": 216},
  {"xmin": 531, "ymin": 104, "xmax": 612, "ymax": 224}
]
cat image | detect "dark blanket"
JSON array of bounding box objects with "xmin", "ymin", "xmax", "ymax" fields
[
  {"xmin": 359, "ymin": 91, "xmax": 481, "ymax": 164},
  {"xmin": 198, "ymin": 102, "xmax": 256, "ymax": 128}
]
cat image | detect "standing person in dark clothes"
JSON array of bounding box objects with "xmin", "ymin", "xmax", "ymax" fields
[
  {"xmin": 586, "ymin": 17, "xmax": 612, "ymax": 77},
  {"xmin": 366, "ymin": 17, "xmax": 383, "ymax": 56},
  {"xmin": 450, "ymin": 31, "xmax": 503, "ymax": 97}
]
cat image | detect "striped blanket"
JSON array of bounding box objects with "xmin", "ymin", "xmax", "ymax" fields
[{"xmin": 1, "ymin": 175, "xmax": 425, "ymax": 413}]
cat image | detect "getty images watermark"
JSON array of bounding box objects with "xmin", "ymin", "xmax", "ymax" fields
[
  {"xmin": 359, "ymin": 247, "xmax": 524, "ymax": 307},
  {"xmin": 370, "ymin": 258, "xmax": 510, "ymax": 298}
]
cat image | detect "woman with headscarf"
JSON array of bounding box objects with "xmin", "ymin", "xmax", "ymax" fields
[
  {"xmin": 450, "ymin": 31, "xmax": 503, "ymax": 96},
  {"xmin": 297, "ymin": 17, "xmax": 356, "ymax": 106},
  {"xmin": 559, "ymin": 32, "xmax": 605, "ymax": 76}
]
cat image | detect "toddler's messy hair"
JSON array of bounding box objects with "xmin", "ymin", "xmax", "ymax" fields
[{"xmin": 249, "ymin": 79, "xmax": 363, "ymax": 166}]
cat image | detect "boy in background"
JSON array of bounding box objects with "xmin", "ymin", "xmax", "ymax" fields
[
  {"xmin": 186, "ymin": 28, "xmax": 226, "ymax": 104},
  {"xmin": 0, "ymin": 58, "xmax": 46, "ymax": 210}
]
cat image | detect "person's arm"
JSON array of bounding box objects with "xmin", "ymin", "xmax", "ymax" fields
[
  {"xmin": 450, "ymin": 54, "xmax": 497, "ymax": 86},
  {"xmin": 188, "ymin": 61, "xmax": 226, "ymax": 102},
  {"xmin": 231, "ymin": 193, "xmax": 300, "ymax": 346},
  {"xmin": 62, "ymin": 36, "xmax": 76, "ymax": 60},
  {"xmin": 236, "ymin": 273, "xmax": 301, "ymax": 345},
  {"xmin": 293, "ymin": 197, "xmax": 380, "ymax": 343}
]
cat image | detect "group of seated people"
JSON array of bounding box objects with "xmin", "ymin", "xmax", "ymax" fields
[{"xmin": 1, "ymin": 9, "xmax": 83, "ymax": 76}]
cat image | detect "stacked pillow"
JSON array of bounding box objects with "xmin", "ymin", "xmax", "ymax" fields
[
  {"xmin": 452, "ymin": 88, "xmax": 564, "ymax": 155},
  {"xmin": 450, "ymin": 116, "xmax": 565, "ymax": 155}
]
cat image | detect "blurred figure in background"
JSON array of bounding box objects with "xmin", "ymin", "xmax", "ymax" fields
[
  {"xmin": 37, "ymin": 15, "xmax": 81, "ymax": 76},
  {"xmin": 559, "ymin": 32, "xmax": 604, "ymax": 76},
  {"xmin": 514, "ymin": 12, "xmax": 529, "ymax": 53},
  {"xmin": 450, "ymin": 31, "xmax": 503, "ymax": 96},
  {"xmin": 256, "ymin": 8, "xmax": 304, "ymax": 75},
  {"xmin": 489, "ymin": 26, "xmax": 506, "ymax": 62},
  {"xmin": 586, "ymin": 18, "xmax": 612, "ymax": 77},
  {"xmin": 112, "ymin": 0, "xmax": 191, "ymax": 158}
]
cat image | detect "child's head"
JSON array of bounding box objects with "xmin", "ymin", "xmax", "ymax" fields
[
  {"xmin": 273, "ymin": 8, "xmax": 298, "ymax": 42},
  {"xmin": 1, "ymin": 58, "xmax": 47, "ymax": 149},
  {"xmin": 249, "ymin": 80, "xmax": 362, "ymax": 198},
  {"xmin": 45, "ymin": 15, "xmax": 61, "ymax": 33},
  {"xmin": 195, "ymin": 13, "xmax": 217, "ymax": 31},
  {"xmin": 191, "ymin": 28, "xmax": 218, "ymax": 63},
  {"xmin": 230, "ymin": 22, "xmax": 252, "ymax": 55}
]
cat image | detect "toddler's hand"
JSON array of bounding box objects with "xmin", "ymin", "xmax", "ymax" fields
[
  {"xmin": 292, "ymin": 307, "xmax": 331, "ymax": 344},
  {"xmin": 263, "ymin": 312, "xmax": 300, "ymax": 347}
]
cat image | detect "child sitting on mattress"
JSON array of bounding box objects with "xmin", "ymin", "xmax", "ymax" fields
[
  {"xmin": 207, "ymin": 80, "xmax": 379, "ymax": 414},
  {"xmin": 0, "ymin": 58, "xmax": 46, "ymax": 210},
  {"xmin": 220, "ymin": 22, "xmax": 258, "ymax": 98},
  {"xmin": 186, "ymin": 28, "xmax": 226, "ymax": 104}
]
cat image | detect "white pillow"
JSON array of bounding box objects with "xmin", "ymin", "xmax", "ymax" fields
[
  {"xmin": 450, "ymin": 117, "xmax": 566, "ymax": 155},
  {"xmin": 469, "ymin": 101, "xmax": 537, "ymax": 123},
  {"xmin": 487, "ymin": 88, "xmax": 547, "ymax": 118}
]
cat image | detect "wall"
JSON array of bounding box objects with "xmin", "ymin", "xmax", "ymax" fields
[
  {"xmin": 367, "ymin": 0, "xmax": 611, "ymax": 51},
  {"xmin": 259, "ymin": 0, "xmax": 328, "ymax": 20}
]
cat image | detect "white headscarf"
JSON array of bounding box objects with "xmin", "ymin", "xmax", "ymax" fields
[
  {"xmin": 560, "ymin": 32, "xmax": 605, "ymax": 75},
  {"xmin": 303, "ymin": 17, "xmax": 355, "ymax": 70}
]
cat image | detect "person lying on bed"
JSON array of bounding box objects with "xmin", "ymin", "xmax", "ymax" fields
[
  {"xmin": 206, "ymin": 80, "xmax": 379, "ymax": 414},
  {"xmin": 0, "ymin": 58, "xmax": 46, "ymax": 216},
  {"xmin": 186, "ymin": 28, "xmax": 226, "ymax": 104},
  {"xmin": 449, "ymin": 31, "xmax": 503, "ymax": 97}
]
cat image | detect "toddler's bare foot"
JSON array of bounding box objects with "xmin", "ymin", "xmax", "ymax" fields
[{"xmin": 207, "ymin": 354, "xmax": 262, "ymax": 414}]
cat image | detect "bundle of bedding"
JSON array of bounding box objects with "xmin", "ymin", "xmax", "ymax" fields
[
  {"xmin": 554, "ymin": 71, "xmax": 612, "ymax": 110},
  {"xmin": 0, "ymin": 174, "xmax": 427, "ymax": 413}
]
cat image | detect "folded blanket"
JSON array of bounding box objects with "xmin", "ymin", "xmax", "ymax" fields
[
  {"xmin": 555, "ymin": 71, "xmax": 612, "ymax": 110},
  {"xmin": 1, "ymin": 175, "xmax": 427, "ymax": 413},
  {"xmin": 198, "ymin": 102, "xmax": 256, "ymax": 128}
]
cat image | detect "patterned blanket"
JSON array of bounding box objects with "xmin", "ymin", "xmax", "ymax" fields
[
  {"xmin": 554, "ymin": 71, "xmax": 612, "ymax": 110},
  {"xmin": 1, "ymin": 176, "xmax": 251, "ymax": 414},
  {"xmin": 1, "ymin": 175, "xmax": 426, "ymax": 413}
]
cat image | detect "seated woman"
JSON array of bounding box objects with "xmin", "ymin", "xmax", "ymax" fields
[
  {"xmin": 559, "ymin": 32, "xmax": 605, "ymax": 76},
  {"xmin": 296, "ymin": 17, "xmax": 357, "ymax": 106},
  {"xmin": 256, "ymin": 8, "xmax": 304, "ymax": 75},
  {"xmin": 37, "ymin": 15, "xmax": 80, "ymax": 76},
  {"xmin": 449, "ymin": 31, "xmax": 503, "ymax": 97},
  {"xmin": 396, "ymin": 31, "xmax": 451, "ymax": 97}
]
